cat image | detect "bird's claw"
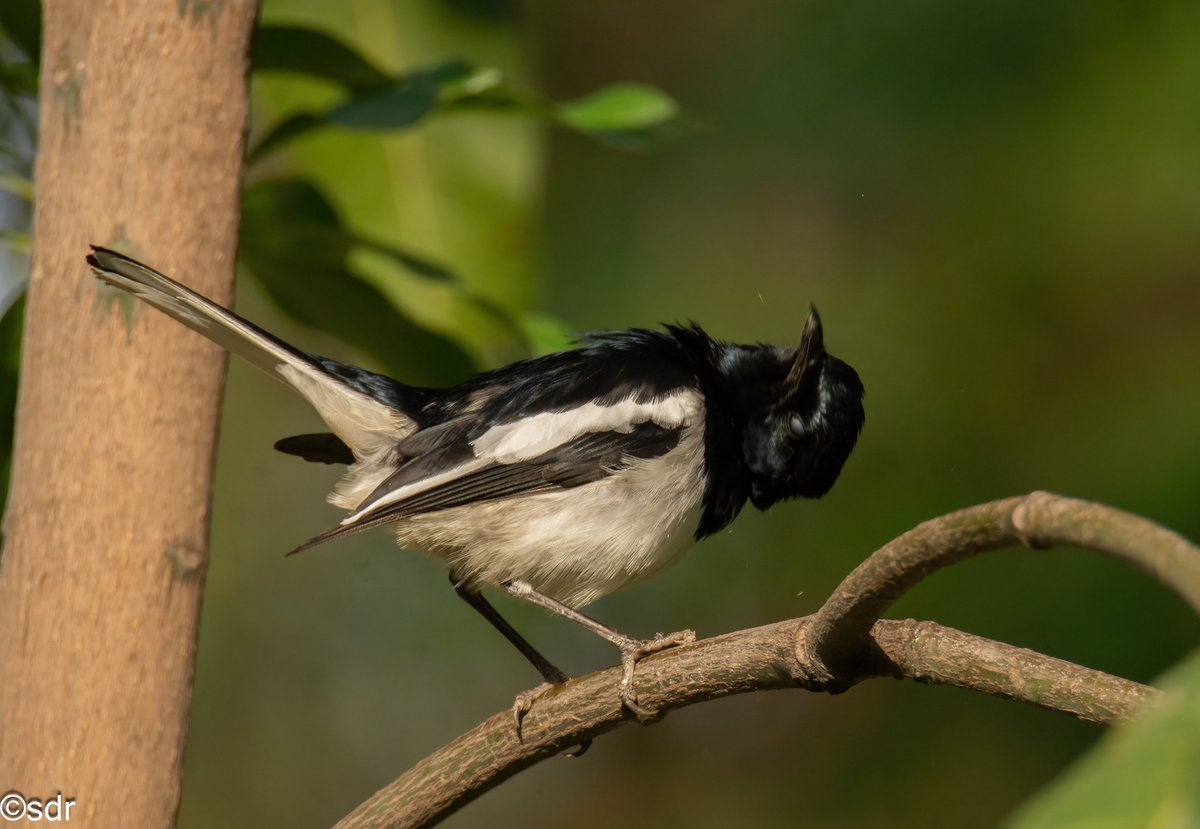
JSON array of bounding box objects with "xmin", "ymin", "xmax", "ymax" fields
[
  {"xmin": 618, "ymin": 628, "xmax": 696, "ymax": 723},
  {"xmin": 512, "ymin": 681, "xmax": 557, "ymax": 735},
  {"xmin": 512, "ymin": 627, "xmax": 696, "ymax": 742},
  {"xmin": 512, "ymin": 680, "xmax": 592, "ymax": 757}
]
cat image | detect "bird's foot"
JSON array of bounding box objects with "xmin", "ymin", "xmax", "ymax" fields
[
  {"xmin": 512, "ymin": 681, "xmax": 558, "ymax": 734},
  {"xmin": 512, "ymin": 680, "xmax": 591, "ymax": 757},
  {"xmin": 617, "ymin": 629, "xmax": 696, "ymax": 722}
]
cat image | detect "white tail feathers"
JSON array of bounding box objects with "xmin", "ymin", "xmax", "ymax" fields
[{"xmin": 88, "ymin": 246, "xmax": 415, "ymax": 459}]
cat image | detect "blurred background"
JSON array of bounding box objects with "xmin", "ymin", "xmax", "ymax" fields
[{"xmin": 2, "ymin": 1, "xmax": 1199, "ymax": 827}]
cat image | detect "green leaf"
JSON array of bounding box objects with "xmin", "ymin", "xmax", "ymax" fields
[
  {"xmin": 1004, "ymin": 650, "xmax": 1200, "ymax": 829},
  {"xmin": 435, "ymin": 65, "xmax": 506, "ymax": 105},
  {"xmin": 327, "ymin": 61, "xmax": 474, "ymax": 130},
  {"xmin": 248, "ymin": 62, "xmax": 484, "ymax": 162},
  {"xmin": 326, "ymin": 76, "xmax": 439, "ymax": 131},
  {"xmin": 249, "ymin": 63, "xmax": 693, "ymax": 163},
  {"xmin": 0, "ymin": 0, "xmax": 41, "ymax": 64},
  {"xmin": 555, "ymin": 83, "xmax": 694, "ymax": 151},
  {"xmin": 239, "ymin": 179, "xmax": 476, "ymax": 385},
  {"xmin": 556, "ymin": 83, "xmax": 679, "ymax": 131},
  {"xmin": 252, "ymin": 25, "xmax": 390, "ymax": 90}
]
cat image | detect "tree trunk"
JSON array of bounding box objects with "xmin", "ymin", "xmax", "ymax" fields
[{"xmin": 0, "ymin": 2, "xmax": 259, "ymax": 827}]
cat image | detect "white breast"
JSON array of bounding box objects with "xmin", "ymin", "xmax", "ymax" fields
[{"xmin": 388, "ymin": 415, "xmax": 708, "ymax": 609}]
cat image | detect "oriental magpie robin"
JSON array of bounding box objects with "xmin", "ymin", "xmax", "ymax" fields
[{"xmin": 88, "ymin": 247, "xmax": 864, "ymax": 723}]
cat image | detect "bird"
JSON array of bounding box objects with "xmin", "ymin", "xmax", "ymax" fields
[{"xmin": 87, "ymin": 246, "xmax": 865, "ymax": 725}]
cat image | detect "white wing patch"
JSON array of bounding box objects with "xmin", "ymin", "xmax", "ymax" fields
[
  {"xmin": 471, "ymin": 393, "xmax": 700, "ymax": 463},
  {"xmin": 339, "ymin": 389, "xmax": 702, "ymax": 525}
]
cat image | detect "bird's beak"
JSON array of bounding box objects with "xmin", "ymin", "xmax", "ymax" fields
[
  {"xmin": 783, "ymin": 306, "xmax": 825, "ymax": 397},
  {"xmin": 750, "ymin": 480, "xmax": 777, "ymax": 510}
]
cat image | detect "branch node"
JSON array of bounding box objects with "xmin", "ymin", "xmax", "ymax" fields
[
  {"xmin": 1011, "ymin": 490, "xmax": 1058, "ymax": 549},
  {"xmin": 793, "ymin": 624, "xmax": 892, "ymax": 693}
]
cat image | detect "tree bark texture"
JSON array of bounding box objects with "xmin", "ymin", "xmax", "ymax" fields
[{"xmin": 0, "ymin": 2, "xmax": 258, "ymax": 827}]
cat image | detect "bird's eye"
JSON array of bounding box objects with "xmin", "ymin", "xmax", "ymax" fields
[{"xmin": 788, "ymin": 413, "xmax": 807, "ymax": 437}]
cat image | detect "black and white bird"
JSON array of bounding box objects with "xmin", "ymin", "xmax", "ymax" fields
[{"xmin": 88, "ymin": 246, "xmax": 864, "ymax": 723}]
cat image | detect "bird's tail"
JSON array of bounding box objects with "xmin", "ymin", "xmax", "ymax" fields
[{"xmin": 87, "ymin": 246, "xmax": 417, "ymax": 460}]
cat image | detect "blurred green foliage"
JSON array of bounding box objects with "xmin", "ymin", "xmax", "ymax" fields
[
  {"xmin": 0, "ymin": 1, "xmax": 684, "ymax": 505},
  {"xmin": 249, "ymin": 33, "xmax": 691, "ymax": 162},
  {"xmin": 0, "ymin": 0, "xmax": 38, "ymax": 66},
  {"xmin": 238, "ymin": 177, "xmax": 478, "ymax": 384},
  {"xmin": 2, "ymin": 1, "xmax": 1199, "ymax": 828},
  {"xmin": 0, "ymin": 2, "xmax": 34, "ymax": 512},
  {"xmin": 1007, "ymin": 651, "xmax": 1200, "ymax": 829}
]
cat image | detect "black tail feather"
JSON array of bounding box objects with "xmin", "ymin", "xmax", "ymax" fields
[
  {"xmin": 274, "ymin": 433, "xmax": 355, "ymax": 465},
  {"xmin": 284, "ymin": 510, "xmax": 400, "ymax": 556}
]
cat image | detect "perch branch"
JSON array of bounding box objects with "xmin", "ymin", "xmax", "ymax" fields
[
  {"xmin": 335, "ymin": 618, "xmax": 1155, "ymax": 829},
  {"xmin": 333, "ymin": 493, "xmax": 1196, "ymax": 829}
]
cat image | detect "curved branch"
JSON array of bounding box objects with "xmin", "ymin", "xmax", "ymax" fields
[
  {"xmin": 804, "ymin": 492, "xmax": 1200, "ymax": 679},
  {"xmin": 333, "ymin": 618, "xmax": 1155, "ymax": 829},
  {"xmin": 333, "ymin": 494, "xmax": 1196, "ymax": 829}
]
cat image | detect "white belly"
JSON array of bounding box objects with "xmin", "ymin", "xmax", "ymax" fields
[{"xmin": 388, "ymin": 423, "xmax": 707, "ymax": 608}]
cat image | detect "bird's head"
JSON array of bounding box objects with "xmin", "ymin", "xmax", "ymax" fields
[{"xmin": 738, "ymin": 307, "xmax": 864, "ymax": 510}]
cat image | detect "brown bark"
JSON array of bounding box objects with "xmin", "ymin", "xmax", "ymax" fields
[
  {"xmin": 332, "ymin": 618, "xmax": 1156, "ymax": 829},
  {"xmin": 333, "ymin": 494, "xmax": 1194, "ymax": 829},
  {"xmin": 0, "ymin": 2, "xmax": 259, "ymax": 827}
]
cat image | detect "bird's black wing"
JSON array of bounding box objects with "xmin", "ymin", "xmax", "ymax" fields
[
  {"xmin": 386, "ymin": 422, "xmax": 682, "ymax": 515},
  {"xmin": 286, "ymin": 330, "xmax": 703, "ymax": 555},
  {"xmin": 285, "ymin": 421, "xmax": 681, "ymax": 555}
]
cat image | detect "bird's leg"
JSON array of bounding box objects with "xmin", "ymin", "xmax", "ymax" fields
[
  {"xmin": 454, "ymin": 582, "xmax": 569, "ymax": 685},
  {"xmin": 502, "ymin": 580, "xmax": 695, "ymax": 722},
  {"xmin": 452, "ymin": 579, "xmax": 589, "ymax": 753}
]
